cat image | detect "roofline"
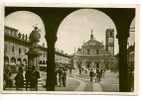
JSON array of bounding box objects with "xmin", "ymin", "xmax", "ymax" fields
[
  {"xmin": 5, "ymin": 25, "xmax": 18, "ymax": 31},
  {"xmin": 5, "ymin": 25, "xmax": 71, "ymax": 58}
]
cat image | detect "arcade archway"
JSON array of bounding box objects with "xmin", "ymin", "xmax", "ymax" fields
[{"xmin": 5, "ymin": 7, "xmax": 135, "ymax": 91}]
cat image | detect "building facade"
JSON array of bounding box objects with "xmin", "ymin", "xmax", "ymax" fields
[
  {"xmin": 4, "ymin": 26, "xmax": 71, "ymax": 72},
  {"xmin": 73, "ymin": 28, "xmax": 117, "ymax": 71}
]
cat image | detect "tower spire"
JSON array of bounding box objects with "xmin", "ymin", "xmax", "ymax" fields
[
  {"xmin": 90, "ymin": 29, "xmax": 94, "ymax": 40},
  {"xmin": 91, "ymin": 29, "xmax": 93, "ymax": 34}
]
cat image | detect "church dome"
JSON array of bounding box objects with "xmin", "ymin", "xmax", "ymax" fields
[
  {"xmin": 83, "ymin": 33, "xmax": 104, "ymax": 48},
  {"xmin": 84, "ymin": 39, "xmax": 103, "ymax": 46}
]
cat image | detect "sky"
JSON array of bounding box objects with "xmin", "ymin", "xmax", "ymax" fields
[
  {"xmin": 5, "ymin": 11, "xmax": 46, "ymax": 46},
  {"xmin": 128, "ymin": 18, "xmax": 135, "ymax": 46},
  {"xmin": 5, "ymin": 9, "xmax": 135, "ymax": 55},
  {"xmin": 56, "ymin": 9, "xmax": 118, "ymax": 54}
]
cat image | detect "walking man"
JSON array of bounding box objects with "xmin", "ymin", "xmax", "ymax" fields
[
  {"xmin": 62, "ymin": 68, "xmax": 67, "ymax": 87},
  {"xmin": 30, "ymin": 66, "xmax": 40, "ymax": 91},
  {"xmin": 25, "ymin": 67, "xmax": 32, "ymax": 91},
  {"xmin": 89, "ymin": 69, "xmax": 95, "ymax": 82},
  {"xmin": 58, "ymin": 67, "xmax": 63, "ymax": 86},
  {"xmin": 15, "ymin": 67, "xmax": 24, "ymax": 90}
]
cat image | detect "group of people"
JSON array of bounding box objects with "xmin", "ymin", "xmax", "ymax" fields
[
  {"xmin": 55, "ymin": 67, "xmax": 67, "ymax": 87},
  {"xmin": 4, "ymin": 67, "xmax": 13, "ymax": 89},
  {"xmin": 24, "ymin": 66, "xmax": 40, "ymax": 91},
  {"xmin": 89, "ymin": 68, "xmax": 104, "ymax": 83},
  {"xmin": 4, "ymin": 65, "xmax": 40, "ymax": 91}
]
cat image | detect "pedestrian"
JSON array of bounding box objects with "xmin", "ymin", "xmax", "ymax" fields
[
  {"xmin": 89, "ymin": 69, "xmax": 95, "ymax": 82},
  {"xmin": 100, "ymin": 69, "xmax": 103, "ymax": 78},
  {"xmin": 102, "ymin": 68, "xmax": 105, "ymax": 77},
  {"xmin": 25, "ymin": 67, "xmax": 32, "ymax": 91},
  {"xmin": 62, "ymin": 68, "xmax": 67, "ymax": 87},
  {"xmin": 55, "ymin": 68, "xmax": 58, "ymax": 86},
  {"xmin": 58, "ymin": 67, "xmax": 63, "ymax": 86},
  {"xmin": 85, "ymin": 69, "xmax": 88, "ymax": 74},
  {"xmin": 96, "ymin": 68, "xmax": 100, "ymax": 82},
  {"xmin": 69, "ymin": 67, "xmax": 72, "ymax": 75},
  {"xmin": 30, "ymin": 66, "xmax": 40, "ymax": 91},
  {"xmin": 15, "ymin": 67, "xmax": 24, "ymax": 90},
  {"xmin": 97, "ymin": 69, "xmax": 102, "ymax": 82},
  {"xmin": 78, "ymin": 64, "xmax": 82, "ymax": 74}
]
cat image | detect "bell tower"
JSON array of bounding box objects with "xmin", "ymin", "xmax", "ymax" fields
[{"xmin": 105, "ymin": 28, "xmax": 114, "ymax": 55}]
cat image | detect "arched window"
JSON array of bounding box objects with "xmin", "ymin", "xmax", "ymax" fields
[
  {"xmin": 17, "ymin": 58, "xmax": 22, "ymax": 65},
  {"xmin": 96, "ymin": 63, "xmax": 99, "ymax": 68},
  {"xmin": 23, "ymin": 59, "xmax": 27, "ymax": 65},
  {"xmin": 43, "ymin": 60, "xmax": 45, "ymax": 64},
  {"xmin": 39, "ymin": 60, "xmax": 42, "ymax": 64},
  {"xmin": 10, "ymin": 57, "xmax": 16, "ymax": 65},
  {"xmin": 87, "ymin": 49, "xmax": 90, "ymax": 55},
  {"xmin": 4, "ymin": 56, "xmax": 9, "ymax": 65}
]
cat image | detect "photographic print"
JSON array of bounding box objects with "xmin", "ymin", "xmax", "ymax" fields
[{"xmin": 2, "ymin": 4, "xmax": 138, "ymax": 94}]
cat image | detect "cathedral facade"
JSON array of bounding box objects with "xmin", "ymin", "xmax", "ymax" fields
[{"xmin": 73, "ymin": 28, "xmax": 117, "ymax": 71}]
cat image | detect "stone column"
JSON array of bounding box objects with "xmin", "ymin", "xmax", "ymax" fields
[
  {"xmin": 44, "ymin": 22, "xmax": 57, "ymax": 91},
  {"xmin": 117, "ymin": 27, "xmax": 131, "ymax": 92}
]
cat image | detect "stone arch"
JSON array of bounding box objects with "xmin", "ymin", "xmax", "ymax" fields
[
  {"xmin": 56, "ymin": 8, "xmax": 135, "ymax": 92},
  {"xmin": 4, "ymin": 56, "xmax": 9, "ymax": 65},
  {"xmin": 10, "ymin": 57, "xmax": 16, "ymax": 65},
  {"xmin": 5, "ymin": 10, "xmax": 46, "ymax": 47},
  {"xmin": 43, "ymin": 60, "xmax": 45, "ymax": 64},
  {"xmin": 39, "ymin": 60, "xmax": 42, "ymax": 64},
  {"xmin": 5, "ymin": 7, "xmax": 135, "ymax": 91},
  {"xmin": 56, "ymin": 8, "xmax": 118, "ymax": 55},
  {"xmin": 17, "ymin": 58, "xmax": 22, "ymax": 65},
  {"xmin": 23, "ymin": 58, "xmax": 27, "ymax": 65}
]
